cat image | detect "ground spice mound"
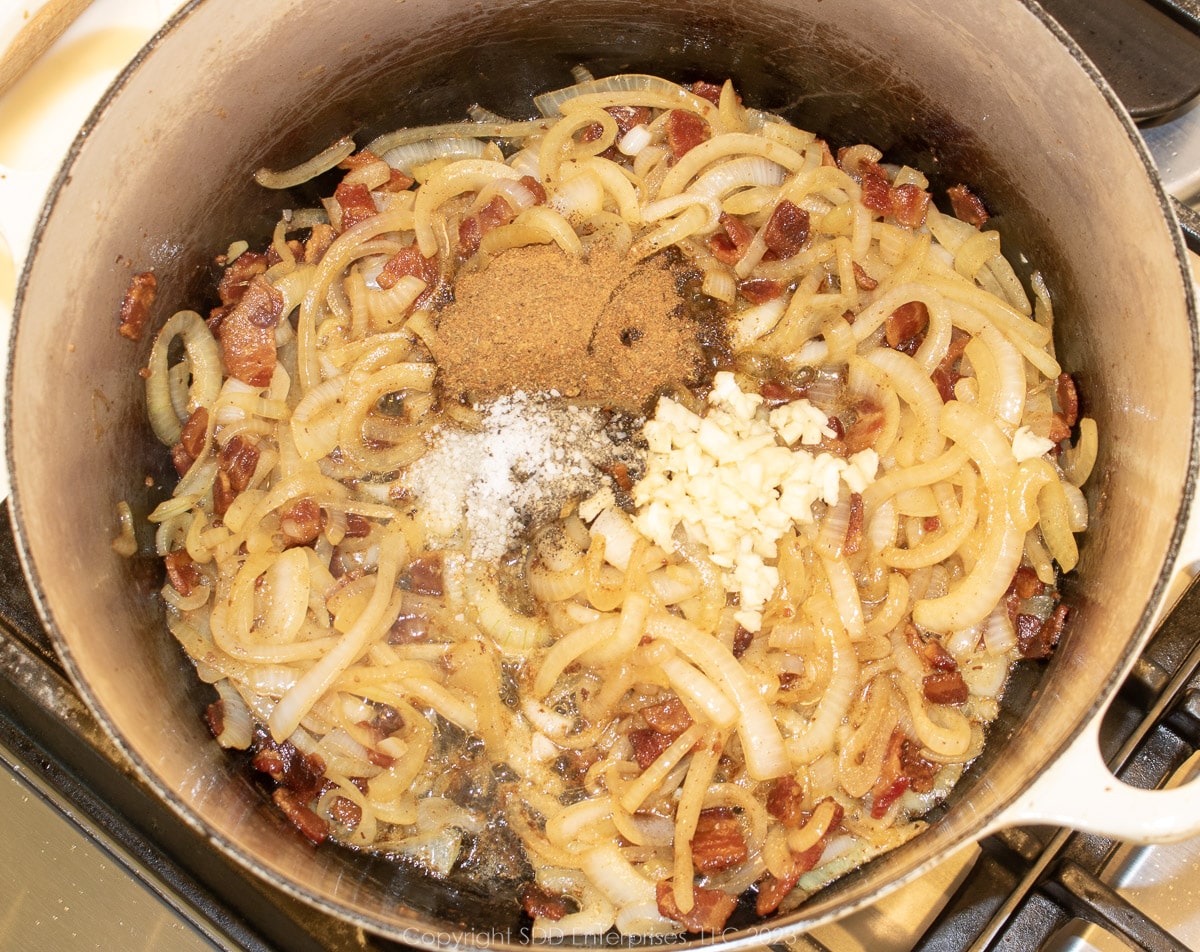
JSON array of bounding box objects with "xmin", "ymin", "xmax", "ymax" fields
[{"xmin": 431, "ymin": 242, "xmax": 707, "ymax": 411}]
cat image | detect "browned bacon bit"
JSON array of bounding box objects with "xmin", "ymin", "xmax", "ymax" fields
[
  {"xmin": 931, "ymin": 327, "xmax": 971, "ymax": 402},
  {"xmin": 520, "ymin": 882, "xmax": 570, "ymax": 922},
  {"xmin": 328, "ymin": 795, "xmax": 363, "ymax": 831},
  {"xmin": 1056, "ymin": 372, "xmax": 1080, "ymax": 428},
  {"xmin": 217, "ymin": 274, "xmax": 283, "ymax": 387},
  {"xmin": 641, "ymin": 695, "xmax": 693, "ymax": 735},
  {"xmin": 381, "ymin": 167, "xmax": 416, "ymax": 192},
  {"xmin": 905, "ymin": 623, "xmax": 958, "ymax": 672},
  {"xmin": 870, "ymin": 730, "xmax": 911, "ymax": 818},
  {"xmin": 205, "ymin": 699, "xmax": 225, "ymax": 740},
  {"xmin": 279, "ymin": 497, "xmax": 323, "ymax": 547},
  {"xmin": 656, "ymin": 880, "xmax": 738, "ymax": 934},
  {"xmin": 629, "ymin": 728, "xmax": 675, "ymax": 770},
  {"xmin": 344, "ymin": 512, "xmax": 372, "ymax": 538},
  {"xmin": 885, "ymin": 300, "xmax": 930, "ymax": 350},
  {"xmin": 890, "ymin": 183, "xmax": 931, "ymax": 229},
  {"xmin": 947, "ymin": 183, "xmax": 990, "ymax": 229},
  {"xmin": 737, "ymin": 277, "xmax": 784, "ymax": 304},
  {"xmin": 272, "ymin": 788, "xmax": 330, "ymax": 845},
  {"xmin": 266, "ymin": 239, "xmax": 306, "ymax": 268},
  {"xmin": 219, "ymin": 435, "xmax": 260, "ymax": 494},
  {"xmin": 608, "ymin": 461, "xmax": 635, "ymax": 492},
  {"xmin": 378, "ymin": 242, "xmax": 440, "ymax": 293},
  {"xmin": 333, "ymin": 181, "xmax": 378, "ymax": 232},
  {"xmin": 691, "ymin": 807, "xmax": 748, "ymax": 872},
  {"xmin": 760, "ymin": 378, "xmax": 808, "ymax": 409},
  {"xmin": 217, "ymin": 251, "xmax": 268, "ymax": 306},
  {"xmin": 766, "ymin": 775, "xmax": 806, "ymax": 827},
  {"xmin": 817, "ymin": 139, "xmax": 837, "ymax": 167},
  {"xmin": 852, "ymin": 261, "xmax": 878, "ymax": 291},
  {"xmin": 844, "ymin": 492, "xmax": 865, "ymax": 555},
  {"xmin": 762, "ymin": 199, "xmax": 810, "ymax": 259},
  {"xmin": 608, "ymin": 104, "xmax": 653, "ymax": 138},
  {"xmin": 253, "ymin": 732, "xmax": 328, "ymax": 798},
  {"xmin": 304, "ymin": 223, "xmax": 337, "ymax": 265},
  {"xmin": 1017, "ymin": 603, "xmax": 1069, "ymax": 660},
  {"xmin": 406, "ymin": 553, "xmax": 445, "ymax": 595},
  {"xmin": 520, "ymin": 174, "xmax": 548, "ymax": 205},
  {"xmin": 923, "ymin": 670, "xmax": 970, "ymax": 705},
  {"xmin": 708, "ymin": 211, "xmax": 755, "ymax": 264},
  {"xmin": 338, "ymin": 151, "xmax": 415, "ymax": 193},
  {"xmin": 118, "ymin": 271, "xmax": 157, "ymax": 341},
  {"xmin": 164, "ymin": 549, "xmax": 203, "ymax": 597},
  {"xmin": 1047, "ymin": 412, "xmax": 1073, "ymax": 444},
  {"xmin": 458, "ymin": 216, "xmax": 483, "ymax": 258},
  {"xmin": 666, "ymin": 109, "xmax": 711, "ymax": 159},
  {"xmin": 388, "ymin": 613, "xmax": 430, "ymax": 645},
  {"xmin": 841, "ymin": 398, "xmax": 886, "ymax": 455},
  {"xmin": 732, "ymin": 625, "xmax": 755, "ymax": 658},
  {"xmin": 754, "ymin": 840, "xmax": 826, "ymax": 915},
  {"xmin": 923, "ymin": 515, "xmax": 941, "ymax": 533},
  {"xmin": 689, "ymin": 80, "xmax": 725, "ymax": 106},
  {"xmin": 171, "ymin": 406, "xmax": 210, "ymax": 475},
  {"xmin": 1010, "ymin": 565, "xmax": 1046, "ymax": 602},
  {"xmin": 858, "ymin": 161, "xmax": 892, "ymax": 213}
]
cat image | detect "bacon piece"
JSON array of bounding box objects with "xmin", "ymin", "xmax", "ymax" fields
[
  {"xmin": 754, "ymin": 841, "xmax": 825, "ymax": 915},
  {"xmin": 923, "ymin": 515, "xmax": 941, "ymax": 533},
  {"xmin": 947, "ymin": 183, "xmax": 990, "ymax": 228},
  {"xmin": 344, "ymin": 512, "xmax": 372, "ymax": 538},
  {"xmin": 870, "ymin": 730, "xmax": 939, "ymax": 820},
  {"xmin": 327, "ymin": 795, "xmax": 363, "ymax": 831},
  {"xmin": 931, "ymin": 327, "xmax": 971, "ymax": 402},
  {"xmin": 219, "ymin": 435, "xmax": 260, "ymax": 493},
  {"xmin": 890, "ymin": 183, "xmax": 931, "ymax": 228},
  {"xmin": 460, "ymin": 195, "xmax": 516, "ymax": 255},
  {"xmin": 760, "ymin": 379, "xmax": 808, "ymax": 408},
  {"xmin": 732, "ymin": 625, "xmax": 755, "ymax": 658},
  {"xmin": 689, "ymin": 80, "xmax": 725, "ymax": 106},
  {"xmin": 607, "ymin": 104, "xmax": 652, "ymax": 138},
  {"xmin": 339, "ymin": 149, "xmax": 415, "ymax": 193},
  {"xmin": 272, "ymin": 789, "xmax": 329, "ymax": 844},
  {"xmin": 407, "ymin": 554, "xmax": 445, "ymax": 596},
  {"xmin": 520, "ymin": 883, "xmax": 570, "ymax": 922},
  {"xmin": 852, "ymin": 261, "xmax": 878, "ymax": 290},
  {"xmin": 171, "ymin": 407, "xmax": 210, "ymax": 475},
  {"xmin": 766, "ymin": 775, "xmax": 806, "ymax": 827},
  {"xmin": 905, "ymin": 624, "xmax": 958, "ymax": 673},
  {"xmin": 629, "ymin": 728, "xmax": 674, "ymax": 770},
  {"xmin": 762, "ymin": 199, "xmax": 810, "ymax": 259},
  {"xmin": 1047, "ymin": 412, "xmax": 1073, "ymax": 444},
  {"xmin": 519, "ymin": 175, "xmax": 548, "ymax": 205},
  {"xmin": 217, "ymin": 251, "xmax": 268, "ymax": 306},
  {"xmin": 217, "ymin": 274, "xmax": 282, "ymax": 387},
  {"xmin": 118, "ymin": 271, "xmax": 157, "ymax": 341},
  {"xmin": 736, "ymin": 277, "xmax": 784, "ymax": 304},
  {"xmin": 1056, "ymin": 373, "xmax": 1080, "ymax": 428},
  {"xmin": 305, "ymin": 223, "xmax": 336, "ymax": 264},
  {"xmin": 923, "ymin": 670, "xmax": 970, "ymax": 705},
  {"xmin": 656, "ymin": 881, "xmax": 738, "ymax": 934},
  {"xmin": 279, "ymin": 497, "xmax": 323, "ymax": 548},
  {"xmin": 205, "ymin": 699, "xmax": 225, "ymax": 740},
  {"xmin": 665, "ymin": 109, "xmax": 711, "ymax": 159},
  {"xmin": 334, "ymin": 181, "xmax": 378, "ymax": 231},
  {"xmin": 164, "ymin": 549, "xmax": 203, "ymax": 597},
  {"xmin": 641, "ymin": 695, "xmax": 693, "ymax": 736},
  {"xmin": 842, "ymin": 398, "xmax": 886, "ymax": 455},
  {"xmin": 859, "ymin": 161, "xmax": 892, "ymax": 213},
  {"xmin": 1018, "ymin": 603, "xmax": 1069, "ymax": 659},
  {"xmin": 377, "ymin": 242, "xmax": 439, "ymax": 294},
  {"xmin": 708, "ymin": 212, "xmax": 755, "ymax": 264},
  {"xmin": 886, "ymin": 300, "xmax": 930, "ymax": 350},
  {"xmin": 843, "ymin": 492, "xmax": 864, "ymax": 555},
  {"xmin": 600, "ymin": 461, "xmax": 634, "ymax": 492},
  {"xmin": 691, "ymin": 807, "xmax": 748, "ymax": 873}
]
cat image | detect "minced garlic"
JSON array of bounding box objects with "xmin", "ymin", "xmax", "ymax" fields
[{"xmin": 632, "ymin": 371, "xmax": 878, "ymax": 632}]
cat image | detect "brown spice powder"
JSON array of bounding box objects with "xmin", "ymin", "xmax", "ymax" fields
[{"xmin": 430, "ymin": 242, "xmax": 707, "ymax": 411}]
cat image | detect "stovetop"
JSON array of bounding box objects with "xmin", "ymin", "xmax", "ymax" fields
[{"xmin": 3, "ymin": 2, "xmax": 1200, "ymax": 951}]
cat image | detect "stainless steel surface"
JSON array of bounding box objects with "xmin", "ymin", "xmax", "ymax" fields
[{"xmin": 0, "ymin": 757, "xmax": 216, "ymax": 952}]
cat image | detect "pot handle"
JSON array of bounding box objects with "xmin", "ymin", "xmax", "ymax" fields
[{"xmin": 990, "ymin": 699, "xmax": 1200, "ymax": 843}]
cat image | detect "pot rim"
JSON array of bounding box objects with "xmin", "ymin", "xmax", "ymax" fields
[{"xmin": 6, "ymin": 0, "xmax": 1199, "ymax": 945}]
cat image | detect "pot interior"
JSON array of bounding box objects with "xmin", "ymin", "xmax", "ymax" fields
[{"xmin": 7, "ymin": 0, "xmax": 1197, "ymax": 943}]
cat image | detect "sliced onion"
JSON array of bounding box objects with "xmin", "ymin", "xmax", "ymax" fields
[{"xmin": 254, "ymin": 136, "xmax": 356, "ymax": 190}]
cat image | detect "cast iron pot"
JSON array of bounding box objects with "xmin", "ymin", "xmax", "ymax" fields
[{"xmin": 7, "ymin": 0, "xmax": 1200, "ymax": 945}]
